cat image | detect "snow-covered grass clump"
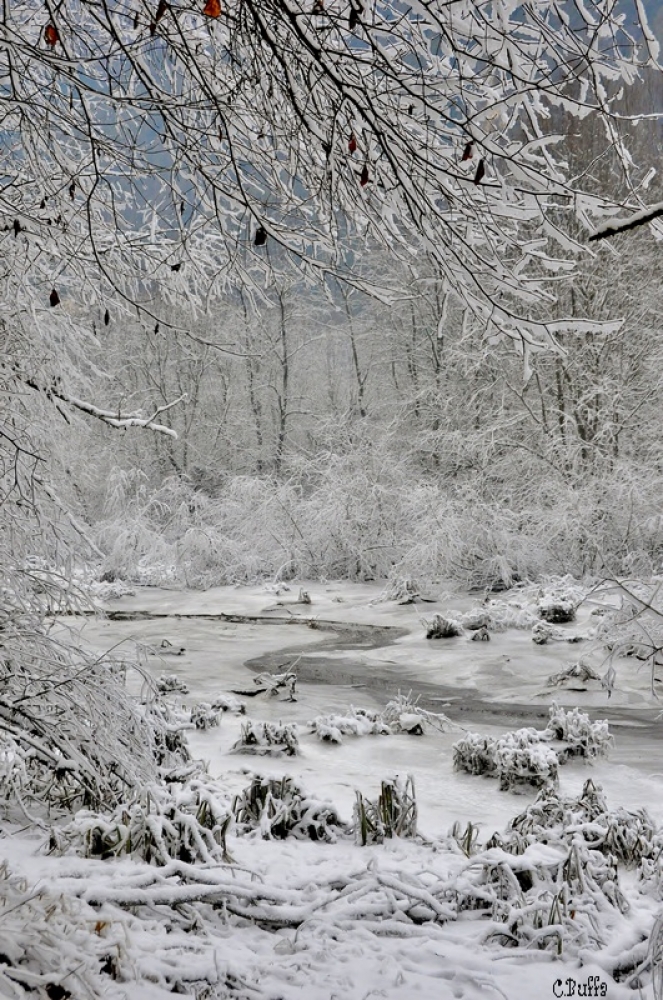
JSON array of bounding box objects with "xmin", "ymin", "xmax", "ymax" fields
[
  {"xmin": 454, "ymin": 706, "xmax": 611, "ymax": 791},
  {"xmin": 545, "ymin": 704, "xmax": 613, "ymax": 761},
  {"xmin": 354, "ymin": 775, "xmax": 418, "ymax": 844},
  {"xmin": 233, "ymin": 774, "xmax": 345, "ymax": 842},
  {"xmin": 52, "ymin": 772, "xmax": 232, "ymax": 865},
  {"xmin": 309, "ymin": 693, "xmax": 454, "ymax": 743},
  {"xmin": 309, "ymin": 707, "xmax": 390, "ymax": 743},
  {"xmin": 230, "ymin": 720, "xmax": 299, "ymax": 756}
]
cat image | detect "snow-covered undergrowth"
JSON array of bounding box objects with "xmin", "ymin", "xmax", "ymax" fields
[
  {"xmin": 3, "ymin": 771, "xmax": 663, "ymax": 999},
  {"xmin": 589, "ymin": 579, "xmax": 663, "ymax": 695},
  {"xmin": 454, "ymin": 705, "xmax": 612, "ymax": 792},
  {"xmin": 230, "ymin": 720, "xmax": 300, "ymax": 756},
  {"xmin": 93, "ymin": 466, "xmax": 663, "ymax": 589},
  {"xmin": 309, "ymin": 693, "xmax": 454, "ymax": 743}
]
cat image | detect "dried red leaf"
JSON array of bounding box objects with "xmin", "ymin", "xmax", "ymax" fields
[
  {"xmin": 44, "ymin": 23, "xmax": 59, "ymax": 47},
  {"xmin": 473, "ymin": 159, "xmax": 485, "ymax": 185},
  {"xmin": 461, "ymin": 142, "xmax": 473, "ymax": 162},
  {"xmin": 312, "ymin": 0, "xmax": 324, "ymax": 12},
  {"xmin": 348, "ymin": 133, "xmax": 357, "ymax": 154},
  {"xmin": 360, "ymin": 165, "xmax": 369, "ymax": 187},
  {"xmin": 171, "ymin": 262, "xmax": 182, "ymax": 272},
  {"xmin": 349, "ymin": 6, "xmax": 359, "ymax": 29},
  {"xmin": 69, "ymin": 181, "xmax": 76, "ymax": 200},
  {"xmin": 203, "ymin": 0, "xmax": 222, "ymax": 16},
  {"xmin": 155, "ymin": 0, "xmax": 168, "ymax": 21},
  {"xmin": 50, "ymin": 289, "xmax": 60, "ymax": 308}
]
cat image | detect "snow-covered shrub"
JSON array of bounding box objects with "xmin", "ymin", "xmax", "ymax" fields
[
  {"xmin": 230, "ymin": 720, "xmax": 299, "ymax": 756},
  {"xmin": 425, "ymin": 614, "xmax": 462, "ymax": 639},
  {"xmin": 382, "ymin": 691, "xmax": 456, "ymax": 732},
  {"xmin": 493, "ymin": 729, "xmax": 559, "ymax": 791},
  {"xmin": 378, "ymin": 576, "xmax": 421, "ymax": 604},
  {"xmin": 532, "ymin": 621, "xmax": 556, "ymax": 644},
  {"xmin": 250, "ymin": 669, "xmax": 297, "ymax": 700},
  {"xmin": 309, "ymin": 707, "xmax": 389, "ymax": 743},
  {"xmin": 457, "ymin": 600, "xmax": 539, "ymax": 632},
  {"xmin": 470, "ymin": 625, "xmax": 490, "ymax": 641},
  {"xmin": 0, "ymin": 625, "xmax": 173, "ymax": 818},
  {"xmin": 157, "ymin": 672, "xmax": 189, "ymax": 694},
  {"xmin": 233, "ymin": 774, "xmax": 344, "ymax": 841},
  {"xmin": 190, "ymin": 702, "xmax": 221, "ymax": 730},
  {"xmin": 354, "ymin": 775, "xmax": 417, "ymax": 844},
  {"xmin": 54, "ymin": 775, "xmax": 232, "ymax": 865},
  {"xmin": 310, "ymin": 694, "xmax": 453, "ymax": 743},
  {"xmin": 490, "ymin": 779, "xmax": 659, "ymax": 870},
  {"xmin": 544, "ymin": 704, "xmax": 612, "ymax": 761},
  {"xmin": 546, "ymin": 660, "xmax": 603, "ymax": 689},
  {"xmin": 453, "ymin": 733, "xmax": 498, "ymax": 777},
  {"xmin": 538, "ymin": 595, "xmax": 577, "ymax": 624},
  {"xmin": 591, "ymin": 579, "xmax": 663, "ymax": 693},
  {"xmin": 211, "ymin": 694, "xmax": 246, "ymax": 715}
]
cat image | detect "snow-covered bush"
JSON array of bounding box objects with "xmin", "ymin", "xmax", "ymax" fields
[
  {"xmin": 538, "ymin": 595, "xmax": 577, "ymax": 624},
  {"xmin": 211, "ymin": 694, "xmax": 246, "ymax": 715},
  {"xmin": 54, "ymin": 774, "xmax": 232, "ymax": 865},
  {"xmin": 354, "ymin": 775, "xmax": 417, "ymax": 844},
  {"xmin": 546, "ymin": 660, "xmax": 603, "ymax": 690},
  {"xmin": 190, "ymin": 702, "xmax": 221, "ymax": 730},
  {"xmin": 453, "ymin": 733, "xmax": 498, "ymax": 777},
  {"xmin": 0, "ymin": 626, "xmax": 175, "ymax": 818},
  {"xmin": 310, "ymin": 694, "xmax": 453, "ymax": 743},
  {"xmin": 309, "ymin": 707, "xmax": 390, "ymax": 743},
  {"xmin": 493, "ymin": 729, "xmax": 559, "ymax": 792},
  {"xmin": 425, "ymin": 614, "xmax": 462, "ymax": 639},
  {"xmin": 230, "ymin": 720, "xmax": 299, "ymax": 756},
  {"xmin": 544, "ymin": 704, "xmax": 612, "ymax": 761},
  {"xmin": 157, "ymin": 672, "xmax": 189, "ymax": 694},
  {"xmin": 233, "ymin": 774, "xmax": 344, "ymax": 841}
]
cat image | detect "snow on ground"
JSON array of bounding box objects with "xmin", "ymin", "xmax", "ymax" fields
[{"xmin": 4, "ymin": 579, "xmax": 663, "ymax": 998}]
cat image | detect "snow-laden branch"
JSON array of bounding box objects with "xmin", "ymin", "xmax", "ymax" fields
[
  {"xmin": 589, "ymin": 202, "xmax": 663, "ymax": 242},
  {"xmin": 64, "ymin": 393, "xmax": 184, "ymax": 437},
  {"xmin": 24, "ymin": 376, "xmax": 183, "ymax": 436}
]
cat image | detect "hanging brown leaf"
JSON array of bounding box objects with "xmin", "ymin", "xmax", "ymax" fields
[
  {"xmin": 349, "ymin": 6, "xmax": 359, "ymax": 29},
  {"xmin": 180, "ymin": 200, "xmax": 185, "ymax": 214},
  {"xmin": 360, "ymin": 164, "xmax": 369, "ymax": 187},
  {"xmin": 171, "ymin": 262, "xmax": 182, "ymax": 272},
  {"xmin": 203, "ymin": 0, "xmax": 222, "ymax": 16},
  {"xmin": 312, "ymin": 0, "xmax": 324, "ymax": 12},
  {"xmin": 40, "ymin": 198, "xmax": 47, "ymax": 209},
  {"xmin": 154, "ymin": 323, "xmax": 160, "ymax": 334},
  {"xmin": 104, "ymin": 309, "xmax": 110, "ymax": 326},
  {"xmin": 155, "ymin": 0, "xmax": 168, "ymax": 21},
  {"xmin": 133, "ymin": 11, "xmax": 139, "ymax": 29},
  {"xmin": 254, "ymin": 226, "xmax": 267, "ymax": 246},
  {"xmin": 49, "ymin": 289, "xmax": 60, "ymax": 308},
  {"xmin": 44, "ymin": 23, "xmax": 59, "ymax": 47},
  {"xmin": 473, "ymin": 159, "xmax": 485, "ymax": 184},
  {"xmin": 461, "ymin": 142, "xmax": 474, "ymax": 162},
  {"xmin": 12, "ymin": 220, "xmax": 21, "ymax": 237},
  {"xmin": 348, "ymin": 133, "xmax": 357, "ymax": 154},
  {"xmin": 69, "ymin": 181, "xmax": 76, "ymax": 200}
]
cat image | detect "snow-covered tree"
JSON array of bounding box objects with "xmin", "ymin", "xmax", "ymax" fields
[{"xmin": 0, "ymin": 0, "xmax": 657, "ymax": 346}]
